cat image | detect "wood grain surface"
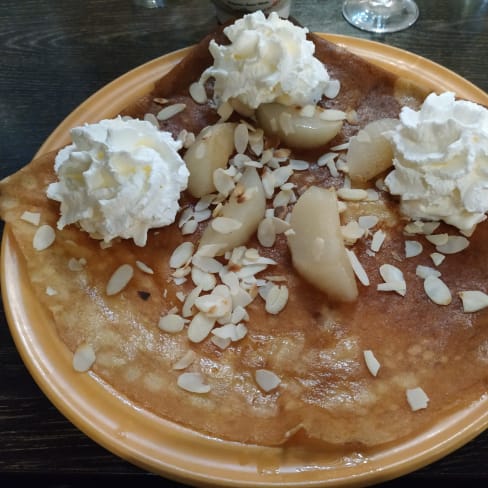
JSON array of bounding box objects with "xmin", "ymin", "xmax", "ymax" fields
[{"xmin": 0, "ymin": 0, "xmax": 487, "ymax": 485}]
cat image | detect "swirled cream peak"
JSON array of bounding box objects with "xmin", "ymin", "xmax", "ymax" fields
[
  {"xmin": 385, "ymin": 92, "xmax": 488, "ymax": 234},
  {"xmin": 199, "ymin": 10, "xmax": 336, "ymax": 110},
  {"xmin": 47, "ymin": 117, "xmax": 189, "ymax": 246}
]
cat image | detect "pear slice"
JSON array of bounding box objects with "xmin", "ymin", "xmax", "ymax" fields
[
  {"xmin": 256, "ymin": 103, "xmax": 343, "ymax": 149},
  {"xmin": 346, "ymin": 118, "xmax": 398, "ymax": 183},
  {"xmin": 287, "ymin": 186, "xmax": 358, "ymax": 302},
  {"xmin": 184, "ymin": 122, "xmax": 237, "ymax": 198},
  {"xmin": 198, "ymin": 167, "xmax": 266, "ymax": 255}
]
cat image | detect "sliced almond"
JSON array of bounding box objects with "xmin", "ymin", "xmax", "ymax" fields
[
  {"xmin": 230, "ymin": 305, "xmax": 249, "ymax": 324},
  {"xmin": 187, "ymin": 312, "xmax": 216, "ymax": 343},
  {"xmin": 173, "ymin": 276, "xmax": 187, "ymax": 286},
  {"xmin": 248, "ymin": 128, "xmax": 264, "ymax": 156},
  {"xmin": 264, "ymin": 284, "xmax": 289, "ymax": 315},
  {"xmin": 33, "ymin": 224, "xmax": 55, "ymax": 250},
  {"xmin": 346, "ymin": 249, "xmax": 370, "ymax": 286},
  {"xmin": 371, "ymin": 229, "xmax": 386, "ymax": 252},
  {"xmin": 158, "ymin": 313, "xmax": 187, "ymax": 333},
  {"xmin": 169, "ymin": 242, "xmax": 194, "ymax": 269},
  {"xmin": 458, "ymin": 290, "xmax": 488, "ymax": 313},
  {"xmin": 379, "ymin": 263, "xmax": 404, "ymax": 283},
  {"xmin": 212, "ymin": 323, "xmax": 248, "ymax": 342},
  {"xmin": 191, "ymin": 267, "xmax": 217, "ymax": 291},
  {"xmin": 106, "ymin": 264, "xmax": 134, "ymax": 296},
  {"xmin": 379, "ymin": 264, "xmax": 405, "ymax": 296},
  {"xmin": 234, "ymin": 123, "xmax": 249, "ymax": 154},
  {"xmin": 425, "ymin": 233, "xmax": 449, "ymax": 246},
  {"xmin": 153, "ymin": 97, "xmax": 169, "ymax": 105},
  {"xmin": 177, "ymin": 372, "xmax": 211, "ymax": 394},
  {"xmin": 193, "ymin": 208, "xmax": 212, "ymax": 223},
  {"xmin": 273, "ymin": 189, "xmax": 293, "ymax": 208},
  {"xmin": 257, "ymin": 217, "xmax": 276, "ymax": 247},
  {"xmin": 217, "ymin": 101, "xmax": 234, "ymax": 121},
  {"xmin": 377, "ymin": 281, "xmax": 407, "ymax": 294},
  {"xmin": 271, "ymin": 216, "xmax": 291, "ymax": 234},
  {"xmin": 175, "ymin": 291, "xmax": 186, "ymax": 302},
  {"xmin": 189, "ymin": 82, "xmax": 207, "ymax": 104},
  {"xmin": 220, "ymin": 269, "xmax": 240, "ymax": 294},
  {"xmin": 45, "ymin": 286, "xmax": 58, "ymax": 296},
  {"xmin": 358, "ymin": 215, "xmax": 379, "ymax": 230},
  {"xmin": 435, "ymin": 235, "xmax": 470, "ymax": 254},
  {"xmin": 144, "ymin": 112, "xmax": 159, "ymax": 127},
  {"xmin": 336, "ymin": 188, "xmax": 368, "ymax": 201},
  {"xmin": 156, "ymin": 103, "xmax": 186, "ymax": 120},
  {"xmin": 363, "ymin": 350, "xmax": 381, "ymax": 377},
  {"xmin": 182, "ymin": 285, "xmax": 203, "ymax": 318},
  {"xmin": 404, "ymin": 221, "xmax": 440, "ymax": 235},
  {"xmin": 73, "ymin": 343, "xmax": 96, "ymax": 372},
  {"xmin": 21, "ymin": 210, "xmax": 41, "ymax": 226},
  {"xmin": 177, "ymin": 129, "xmax": 196, "ymax": 148},
  {"xmin": 172, "ymin": 350, "xmax": 197, "ymax": 370},
  {"xmin": 194, "ymin": 286, "xmax": 232, "ymax": 319},
  {"xmin": 192, "ymin": 254, "xmax": 223, "ymax": 274},
  {"xmin": 416, "ymin": 265, "xmax": 441, "ymax": 279},
  {"xmin": 341, "ymin": 220, "xmax": 365, "ymax": 245},
  {"xmin": 136, "ymin": 260, "xmax": 154, "ymax": 274},
  {"xmin": 430, "ymin": 252, "xmax": 445, "ymax": 267},
  {"xmin": 172, "ymin": 265, "xmax": 191, "ymax": 279},
  {"xmin": 424, "ymin": 275, "xmax": 452, "ymax": 305},
  {"xmin": 420, "ymin": 222, "xmax": 442, "ymax": 234},
  {"xmin": 366, "ymin": 189, "xmax": 379, "ymax": 201},
  {"xmin": 318, "ymin": 109, "xmax": 347, "ymax": 121},
  {"xmin": 272, "ymin": 166, "xmax": 294, "ymax": 188},
  {"xmin": 231, "ymin": 287, "xmax": 254, "ymax": 309},
  {"xmin": 236, "ymin": 263, "xmax": 268, "ymax": 280},
  {"xmin": 317, "ymin": 151, "xmax": 338, "ymax": 168},
  {"xmin": 406, "ymin": 387, "xmax": 429, "ymax": 411},
  {"xmin": 213, "ymin": 168, "xmax": 236, "ymax": 197},
  {"xmin": 289, "ymin": 159, "xmax": 310, "ymax": 171},
  {"xmin": 195, "ymin": 243, "xmax": 226, "ymax": 258},
  {"xmin": 211, "ymin": 335, "xmax": 232, "ymax": 350},
  {"xmin": 255, "ymin": 369, "xmax": 281, "ymax": 392},
  {"xmin": 261, "ymin": 168, "xmax": 276, "ymax": 199},
  {"xmin": 265, "ymin": 144, "xmax": 288, "ymax": 159},
  {"xmin": 178, "ymin": 207, "xmax": 194, "ymax": 228},
  {"xmin": 325, "ymin": 79, "xmax": 341, "ymax": 99},
  {"xmin": 181, "ymin": 219, "xmax": 198, "ymax": 235},
  {"xmin": 405, "ymin": 240, "xmax": 423, "ymax": 258}
]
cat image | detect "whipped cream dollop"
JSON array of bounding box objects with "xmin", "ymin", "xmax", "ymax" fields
[
  {"xmin": 47, "ymin": 117, "xmax": 189, "ymax": 246},
  {"xmin": 199, "ymin": 10, "xmax": 337, "ymax": 110},
  {"xmin": 385, "ymin": 92, "xmax": 488, "ymax": 234}
]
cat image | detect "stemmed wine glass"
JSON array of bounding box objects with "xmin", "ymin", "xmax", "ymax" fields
[{"xmin": 342, "ymin": 0, "xmax": 419, "ymax": 34}]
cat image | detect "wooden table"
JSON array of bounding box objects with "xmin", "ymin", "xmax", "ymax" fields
[{"xmin": 1, "ymin": 0, "xmax": 487, "ymax": 485}]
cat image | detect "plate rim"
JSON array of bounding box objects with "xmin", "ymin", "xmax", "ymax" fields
[{"xmin": 2, "ymin": 33, "xmax": 488, "ymax": 487}]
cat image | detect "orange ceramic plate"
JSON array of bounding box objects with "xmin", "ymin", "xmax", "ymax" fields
[{"xmin": 2, "ymin": 35, "xmax": 488, "ymax": 487}]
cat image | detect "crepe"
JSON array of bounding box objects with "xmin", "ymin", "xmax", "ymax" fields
[{"xmin": 1, "ymin": 22, "xmax": 487, "ymax": 452}]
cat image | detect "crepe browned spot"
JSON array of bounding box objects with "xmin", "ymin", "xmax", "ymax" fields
[{"xmin": 1, "ymin": 25, "xmax": 487, "ymax": 452}]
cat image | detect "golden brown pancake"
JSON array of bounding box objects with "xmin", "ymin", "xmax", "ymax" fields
[{"xmin": 0, "ymin": 23, "xmax": 487, "ymax": 452}]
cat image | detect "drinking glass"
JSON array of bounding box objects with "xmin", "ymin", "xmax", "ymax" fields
[
  {"xmin": 133, "ymin": 0, "xmax": 165, "ymax": 7},
  {"xmin": 342, "ymin": 0, "xmax": 419, "ymax": 33}
]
